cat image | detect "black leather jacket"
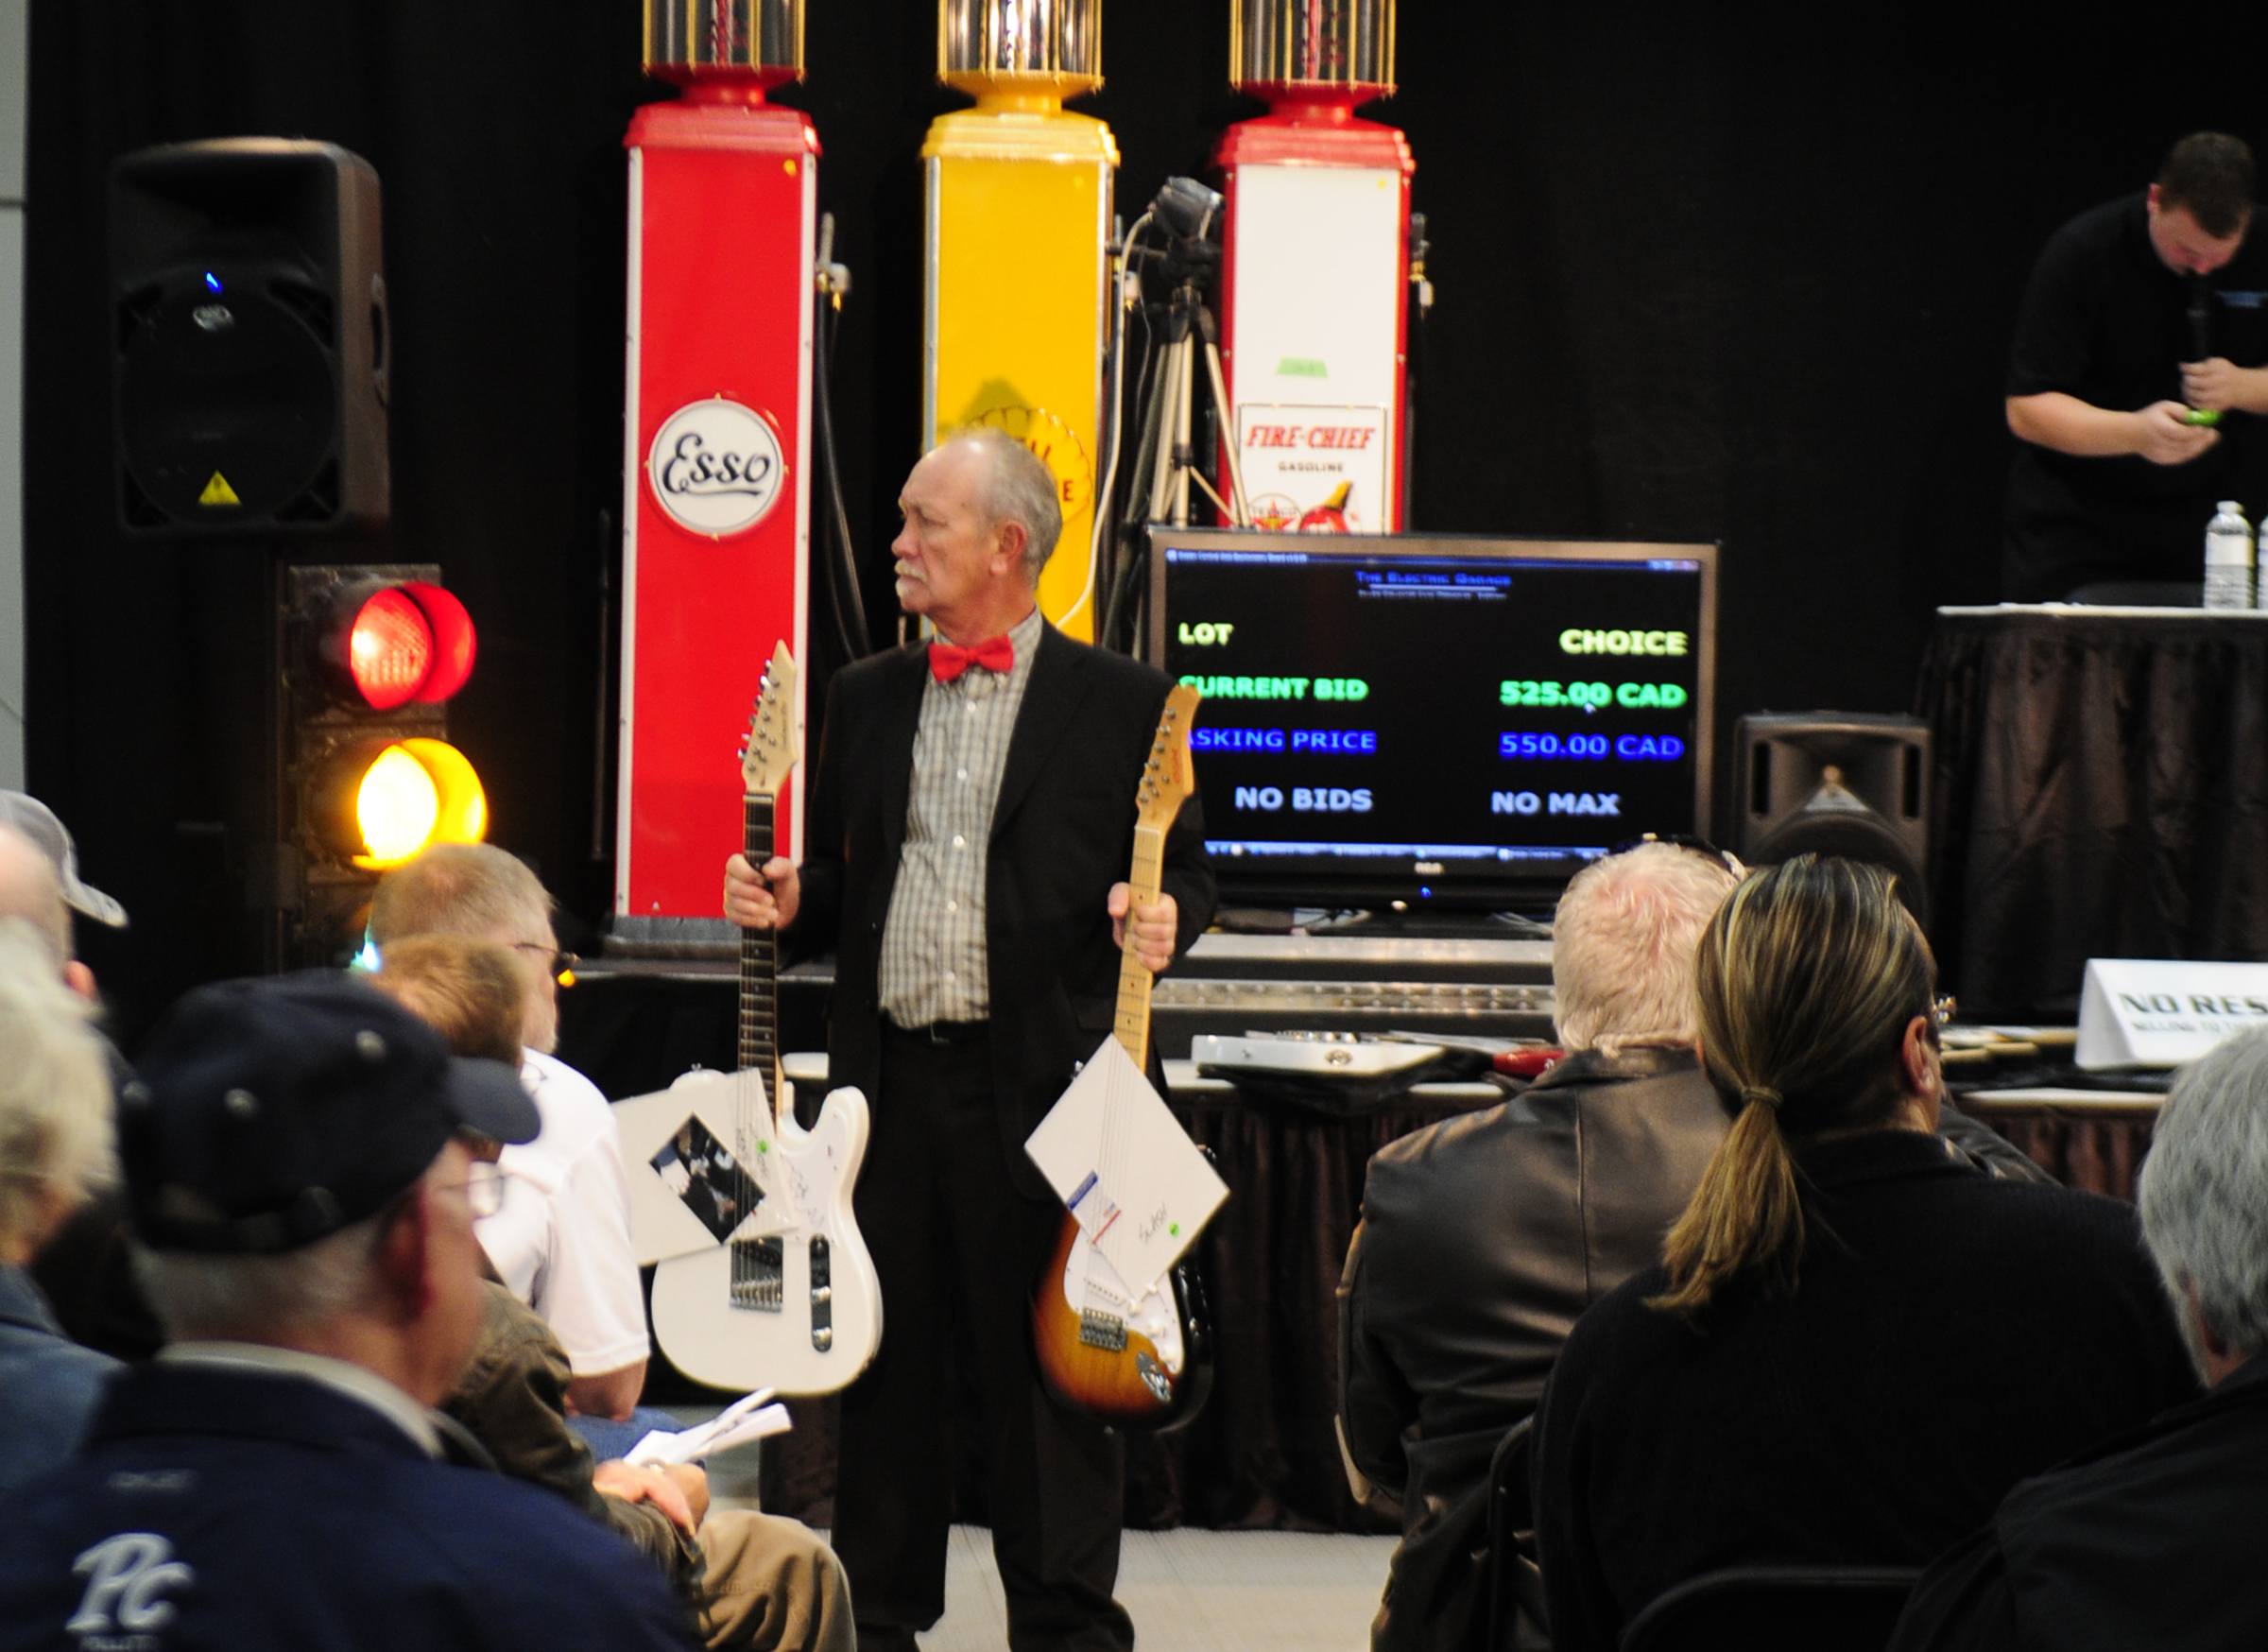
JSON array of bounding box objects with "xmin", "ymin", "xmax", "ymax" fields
[{"xmin": 1337, "ymin": 1046, "xmax": 1729, "ymax": 1652}]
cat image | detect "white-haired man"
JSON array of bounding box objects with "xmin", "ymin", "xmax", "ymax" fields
[
  {"xmin": 725, "ymin": 427, "xmax": 1214, "ymax": 1652},
  {"xmin": 0, "ymin": 922, "xmax": 121, "ymax": 1496},
  {"xmin": 1338, "ymin": 840, "xmax": 1742, "ymax": 1652},
  {"xmin": 0, "ymin": 795, "xmax": 166, "ymax": 1364},
  {"xmin": 0, "ymin": 972, "xmax": 699, "ymax": 1650},
  {"xmin": 1890, "ymin": 1022, "xmax": 2268, "ymax": 1649}
]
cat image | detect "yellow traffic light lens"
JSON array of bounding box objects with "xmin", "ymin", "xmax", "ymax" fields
[
  {"xmin": 349, "ymin": 739, "xmax": 490, "ymax": 869},
  {"xmin": 355, "ymin": 746, "xmax": 438, "ymax": 865}
]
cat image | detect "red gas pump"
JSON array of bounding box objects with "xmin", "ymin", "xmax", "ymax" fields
[{"xmin": 615, "ymin": 1, "xmax": 816, "ymax": 935}]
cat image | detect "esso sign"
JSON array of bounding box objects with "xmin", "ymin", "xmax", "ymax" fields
[{"xmin": 645, "ymin": 397, "xmax": 787, "ymax": 538}]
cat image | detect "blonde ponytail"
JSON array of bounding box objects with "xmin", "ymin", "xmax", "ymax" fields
[
  {"xmin": 1650, "ymin": 1096, "xmax": 1803, "ymax": 1315},
  {"xmin": 1649, "ymin": 855, "xmax": 1934, "ymax": 1318}
]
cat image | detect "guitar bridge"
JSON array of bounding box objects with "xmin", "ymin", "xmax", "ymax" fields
[
  {"xmin": 730, "ymin": 1237, "xmax": 784, "ymax": 1312},
  {"xmin": 1078, "ymin": 1308, "xmax": 1127, "ymax": 1351}
]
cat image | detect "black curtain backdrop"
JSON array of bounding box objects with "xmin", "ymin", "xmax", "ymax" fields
[{"xmin": 24, "ymin": 2, "xmax": 2268, "ymax": 1038}]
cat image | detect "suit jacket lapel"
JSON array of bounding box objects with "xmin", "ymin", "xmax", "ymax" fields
[
  {"xmin": 872, "ymin": 644, "xmax": 929, "ymax": 857},
  {"xmin": 992, "ymin": 625, "xmax": 1092, "ymax": 837}
]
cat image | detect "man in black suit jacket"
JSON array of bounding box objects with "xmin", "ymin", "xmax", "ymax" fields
[{"xmin": 727, "ymin": 429, "xmax": 1212, "ymax": 1652}]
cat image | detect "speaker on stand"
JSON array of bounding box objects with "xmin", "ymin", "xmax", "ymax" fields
[
  {"xmin": 1733, "ymin": 713, "xmax": 1931, "ymax": 927},
  {"xmin": 107, "ymin": 138, "xmax": 392, "ymax": 978},
  {"xmin": 110, "ymin": 137, "xmax": 388, "ymax": 537}
]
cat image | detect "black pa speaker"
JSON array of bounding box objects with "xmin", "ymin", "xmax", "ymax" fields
[
  {"xmin": 1733, "ymin": 713, "xmax": 1931, "ymax": 923},
  {"xmin": 109, "ymin": 138, "xmax": 388, "ymax": 535}
]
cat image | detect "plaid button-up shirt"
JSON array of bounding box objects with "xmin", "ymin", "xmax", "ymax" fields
[{"xmin": 877, "ymin": 606, "xmax": 1046, "ymax": 1028}]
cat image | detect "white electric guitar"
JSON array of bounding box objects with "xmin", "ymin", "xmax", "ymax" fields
[{"xmin": 615, "ymin": 645, "xmax": 883, "ymax": 1394}]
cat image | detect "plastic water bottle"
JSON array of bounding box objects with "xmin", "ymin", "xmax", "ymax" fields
[{"xmin": 2205, "ymin": 500, "xmax": 2252, "ymax": 611}]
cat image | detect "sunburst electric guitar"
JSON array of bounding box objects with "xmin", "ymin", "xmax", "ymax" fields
[
  {"xmin": 1030, "ymin": 685, "xmax": 1215, "ymax": 1430},
  {"xmin": 616, "ymin": 644, "xmax": 883, "ymax": 1394}
]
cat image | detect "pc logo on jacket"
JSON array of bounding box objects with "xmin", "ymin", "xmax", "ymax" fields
[{"xmin": 66, "ymin": 1533, "xmax": 193, "ymax": 1649}]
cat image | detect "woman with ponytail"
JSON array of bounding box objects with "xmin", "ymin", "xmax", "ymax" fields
[{"xmin": 1531, "ymin": 855, "xmax": 2197, "ymax": 1652}]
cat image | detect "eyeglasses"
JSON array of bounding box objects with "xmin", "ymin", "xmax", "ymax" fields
[
  {"xmin": 436, "ymin": 1161, "xmax": 507, "ymax": 1220},
  {"xmin": 1605, "ymin": 833, "xmax": 1748, "ymax": 879},
  {"xmin": 510, "ymin": 941, "xmax": 579, "ymax": 987}
]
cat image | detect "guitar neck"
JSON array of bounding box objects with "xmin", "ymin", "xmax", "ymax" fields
[
  {"xmin": 740, "ymin": 793, "xmax": 781, "ymax": 1116},
  {"xmin": 1111, "ymin": 822, "xmax": 1166, "ymax": 1072}
]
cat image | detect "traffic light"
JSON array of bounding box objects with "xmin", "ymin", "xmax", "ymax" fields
[{"xmin": 282, "ymin": 564, "xmax": 486, "ymax": 961}]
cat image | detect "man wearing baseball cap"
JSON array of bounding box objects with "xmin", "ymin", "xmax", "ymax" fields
[
  {"xmin": 0, "ymin": 790, "xmax": 128, "ymax": 1005},
  {"xmin": 0, "ymin": 972, "xmax": 700, "ymax": 1652},
  {"xmin": 0, "ymin": 792, "xmax": 158, "ymax": 1362}
]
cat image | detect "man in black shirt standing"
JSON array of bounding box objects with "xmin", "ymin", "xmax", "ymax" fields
[{"xmin": 2004, "ymin": 132, "xmax": 2268, "ymax": 601}]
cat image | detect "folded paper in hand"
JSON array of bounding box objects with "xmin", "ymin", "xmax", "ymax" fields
[
  {"xmin": 626, "ymin": 1387, "xmax": 792, "ymax": 1467},
  {"xmin": 1024, "ymin": 1037, "xmax": 1228, "ymax": 1298}
]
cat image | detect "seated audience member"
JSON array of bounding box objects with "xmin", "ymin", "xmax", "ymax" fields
[
  {"xmin": 369, "ymin": 936, "xmax": 854, "ymax": 1652},
  {"xmin": 1338, "ymin": 842, "xmax": 2052, "ymax": 1652},
  {"xmin": 1890, "ymin": 1023, "xmax": 2268, "ymax": 1651},
  {"xmin": 0, "ymin": 922, "xmax": 121, "ymax": 1495},
  {"xmin": 1531, "ymin": 855, "xmax": 2197, "ymax": 1652},
  {"xmin": 369, "ymin": 841, "xmax": 648, "ymax": 1420},
  {"xmin": 1337, "ymin": 840, "xmax": 1741, "ymax": 1652},
  {"xmin": 0, "ymin": 793, "xmax": 128, "ymax": 1000},
  {"xmin": 0, "ymin": 972, "xmax": 699, "ymax": 1651},
  {"xmin": 0, "ymin": 800, "xmax": 159, "ymax": 1362}
]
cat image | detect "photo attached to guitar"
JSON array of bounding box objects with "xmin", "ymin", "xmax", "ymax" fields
[{"xmin": 650, "ymin": 1118, "xmax": 744, "ymax": 1246}]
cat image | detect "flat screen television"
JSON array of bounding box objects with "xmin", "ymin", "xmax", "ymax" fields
[{"xmin": 1146, "ymin": 529, "xmax": 1719, "ymax": 912}]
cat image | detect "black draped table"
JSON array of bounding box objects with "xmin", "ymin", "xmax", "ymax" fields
[
  {"xmin": 1916, "ymin": 605, "xmax": 2268, "ymax": 1021},
  {"xmin": 1956, "ymin": 1089, "xmax": 2158, "ymax": 1202}
]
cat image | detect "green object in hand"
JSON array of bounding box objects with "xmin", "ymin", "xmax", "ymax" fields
[{"xmin": 2185, "ymin": 407, "xmax": 2224, "ymax": 426}]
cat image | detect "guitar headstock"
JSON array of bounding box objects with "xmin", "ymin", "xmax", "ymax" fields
[
  {"xmin": 1134, "ymin": 684, "xmax": 1201, "ymax": 833},
  {"xmin": 740, "ymin": 642, "xmax": 799, "ymax": 798}
]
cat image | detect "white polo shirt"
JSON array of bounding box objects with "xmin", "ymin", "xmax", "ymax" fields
[{"xmin": 477, "ymin": 1049, "xmax": 648, "ymax": 1378}]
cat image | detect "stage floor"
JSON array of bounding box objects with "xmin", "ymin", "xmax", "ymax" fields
[{"xmin": 719, "ymin": 1509, "xmax": 1394, "ymax": 1650}]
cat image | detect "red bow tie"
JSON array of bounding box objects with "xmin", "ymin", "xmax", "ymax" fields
[{"xmin": 929, "ymin": 634, "xmax": 1015, "ymax": 682}]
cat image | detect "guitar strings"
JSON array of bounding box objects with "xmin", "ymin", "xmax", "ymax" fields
[
  {"xmin": 735, "ymin": 788, "xmax": 776, "ymax": 1298},
  {"xmin": 1093, "ymin": 735, "xmax": 1168, "ymax": 1314}
]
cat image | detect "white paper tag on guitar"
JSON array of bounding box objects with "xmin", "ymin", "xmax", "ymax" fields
[
  {"xmin": 614, "ymin": 1068, "xmax": 775, "ymax": 1266},
  {"xmin": 1025, "ymin": 1037, "xmax": 1227, "ymax": 1297}
]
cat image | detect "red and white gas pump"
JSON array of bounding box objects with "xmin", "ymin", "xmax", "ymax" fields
[
  {"xmin": 1217, "ymin": 0, "xmax": 1417, "ymax": 534},
  {"xmin": 614, "ymin": 1, "xmax": 816, "ymax": 937}
]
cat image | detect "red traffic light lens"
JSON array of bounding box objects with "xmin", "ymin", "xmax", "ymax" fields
[
  {"xmin": 401, "ymin": 582, "xmax": 475, "ymax": 704},
  {"xmin": 343, "ymin": 581, "xmax": 476, "ymax": 711},
  {"xmin": 348, "ymin": 588, "xmax": 433, "ymax": 711}
]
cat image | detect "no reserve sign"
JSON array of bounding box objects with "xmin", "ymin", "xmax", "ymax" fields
[{"xmin": 646, "ymin": 397, "xmax": 787, "ymax": 538}]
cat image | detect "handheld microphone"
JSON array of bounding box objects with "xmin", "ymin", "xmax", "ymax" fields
[{"xmin": 2183, "ymin": 278, "xmax": 2224, "ymax": 424}]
